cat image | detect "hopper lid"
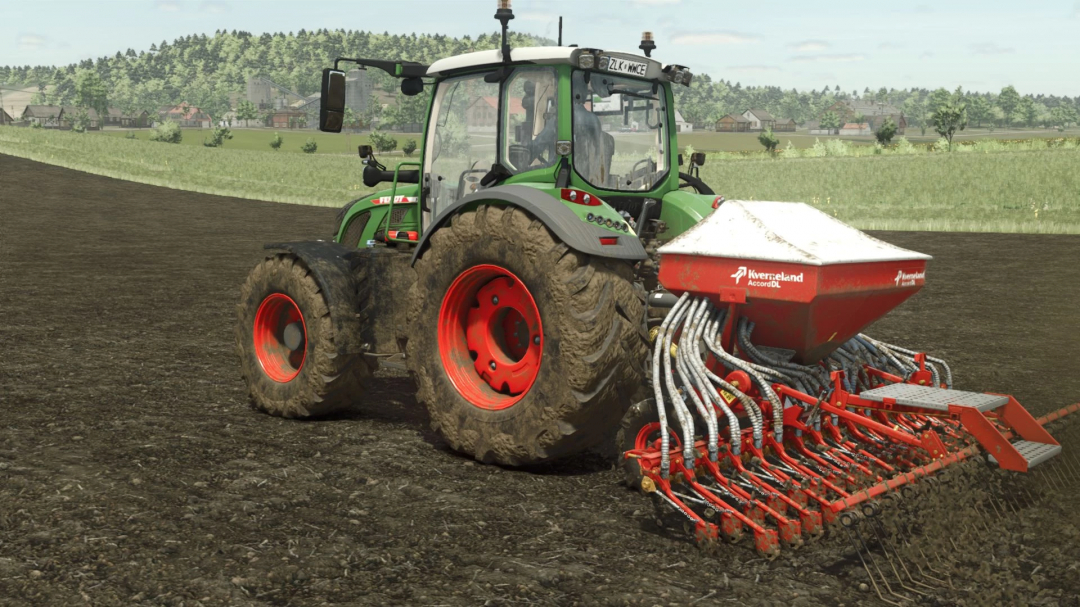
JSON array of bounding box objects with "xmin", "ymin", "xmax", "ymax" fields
[{"xmin": 659, "ymin": 200, "xmax": 932, "ymax": 266}]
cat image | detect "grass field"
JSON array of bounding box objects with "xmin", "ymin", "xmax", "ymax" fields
[
  {"xmin": 680, "ymin": 127, "xmax": 1080, "ymax": 152},
  {"xmin": 2, "ymin": 125, "xmax": 1077, "ymax": 233},
  {"xmin": 97, "ymin": 127, "xmax": 423, "ymax": 156}
]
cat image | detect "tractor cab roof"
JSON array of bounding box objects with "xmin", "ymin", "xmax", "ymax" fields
[{"xmin": 425, "ymin": 46, "xmax": 687, "ymax": 84}]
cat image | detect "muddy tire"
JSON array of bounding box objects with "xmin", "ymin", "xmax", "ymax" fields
[
  {"xmin": 406, "ymin": 205, "xmax": 648, "ymax": 465},
  {"xmin": 236, "ymin": 253, "xmax": 371, "ymax": 417}
]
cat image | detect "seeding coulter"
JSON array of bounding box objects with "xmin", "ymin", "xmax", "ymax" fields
[{"xmin": 233, "ymin": 1, "xmax": 1078, "ymax": 577}]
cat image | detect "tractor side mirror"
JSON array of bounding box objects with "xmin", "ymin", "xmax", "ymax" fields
[
  {"xmin": 319, "ymin": 68, "xmax": 346, "ymax": 133},
  {"xmin": 690, "ymin": 152, "xmax": 706, "ymax": 167},
  {"xmin": 678, "ymin": 154, "xmax": 684, "ymax": 166},
  {"xmin": 358, "ymin": 145, "xmax": 372, "ymax": 159},
  {"xmin": 400, "ymin": 77, "xmax": 424, "ymax": 96}
]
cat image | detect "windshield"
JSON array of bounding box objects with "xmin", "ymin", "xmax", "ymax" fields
[{"xmin": 571, "ymin": 71, "xmax": 668, "ymax": 191}]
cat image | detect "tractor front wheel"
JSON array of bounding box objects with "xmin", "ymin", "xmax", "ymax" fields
[
  {"xmin": 406, "ymin": 205, "xmax": 648, "ymax": 465},
  {"xmin": 236, "ymin": 253, "xmax": 371, "ymax": 417}
]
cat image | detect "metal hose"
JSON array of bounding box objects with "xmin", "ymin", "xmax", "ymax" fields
[
  {"xmin": 662, "ymin": 298, "xmax": 697, "ymax": 469},
  {"xmin": 652, "ymin": 292, "xmax": 689, "ymax": 478},
  {"xmin": 674, "ymin": 299, "xmax": 719, "ymax": 463},
  {"xmin": 702, "ymin": 310, "xmax": 785, "ymax": 443}
]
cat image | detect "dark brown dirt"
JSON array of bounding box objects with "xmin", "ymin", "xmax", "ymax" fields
[{"xmin": 2, "ymin": 154, "xmax": 1079, "ymax": 607}]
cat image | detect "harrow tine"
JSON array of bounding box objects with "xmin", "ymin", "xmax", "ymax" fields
[
  {"xmin": 862, "ymin": 507, "xmax": 930, "ymax": 595},
  {"xmin": 844, "ymin": 513, "xmax": 912, "ymax": 604},
  {"xmin": 916, "ymin": 545, "xmax": 955, "ymax": 589}
]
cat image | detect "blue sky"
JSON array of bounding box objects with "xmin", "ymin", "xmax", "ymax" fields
[{"xmin": 3, "ymin": 0, "xmax": 1079, "ymax": 96}]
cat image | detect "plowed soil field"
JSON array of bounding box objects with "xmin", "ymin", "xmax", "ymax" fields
[{"xmin": 2, "ymin": 155, "xmax": 1080, "ymax": 606}]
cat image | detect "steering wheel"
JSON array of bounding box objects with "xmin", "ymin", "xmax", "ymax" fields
[
  {"xmin": 626, "ymin": 158, "xmax": 656, "ymax": 187},
  {"xmin": 678, "ymin": 172, "xmax": 715, "ymax": 195},
  {"xmin": 455, "ymin": 162, "xmax": 489, "ymax": 200}
]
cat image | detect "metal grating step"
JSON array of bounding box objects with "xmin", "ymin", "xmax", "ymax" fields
[
  {"xmin": 988, "ymin": 440, "xmax": 1062, "ymax": 469},
  {"xmin": 858, "ymin": 383, "xmax": 1009, "ymax": 413}
]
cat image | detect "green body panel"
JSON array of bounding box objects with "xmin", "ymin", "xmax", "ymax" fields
[
  {"xmin": 334, "ymin": 183, "xmax": 421, "ymax": 245},
  {"xmin": 657, "ymin": 190, "xmax": 716, "ymax": 240},
  {"xmin": 333, "ymin": 63, "xmax": 707, "ymax": 249}
]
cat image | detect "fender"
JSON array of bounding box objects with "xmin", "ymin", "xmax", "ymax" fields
[
  {"xmin": 263, "ymin": 240, "xmax": 367, "ymax": 356},
  {"xmin": 410, "ymin": 184, "xmax": 648, "ymax": 266}
]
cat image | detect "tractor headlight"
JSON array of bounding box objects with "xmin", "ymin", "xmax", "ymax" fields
[{"xmin": 578, "ymin": 53, "xmax": 596, "ymax": 70}]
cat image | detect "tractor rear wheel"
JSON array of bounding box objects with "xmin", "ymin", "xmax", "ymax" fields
[
  {"xmin": 236, "ymin": 253, "xmax": 371, "ymax": 417},
  {"xmin": 406, "ymin": 205, "xmax": 648, "ymax": 465}
]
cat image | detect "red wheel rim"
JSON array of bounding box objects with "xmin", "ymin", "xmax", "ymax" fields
[
  {"xmin": 253, "ymin": 293, "xmax": 307, "ymax": 383},
  {"xmin": 438, "ymin": 264, "xmax": 543, "ymax": 411},
  {"xmin": 635, "ymin": 422, "xmax": 682, "ymax": 451}
]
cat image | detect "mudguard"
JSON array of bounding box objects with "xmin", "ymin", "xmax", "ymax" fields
[
  {"xmin": 263, "ymin": 240, "xmax": 366, "ymax": 356},
  {"xmin": 410, "ymin": 184, "xmax": 648, "ymax": 266}
]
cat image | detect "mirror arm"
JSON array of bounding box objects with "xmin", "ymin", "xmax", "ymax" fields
[{"xmin": 333, "ymin": 57, "xmax": 429, "ymax": 79}]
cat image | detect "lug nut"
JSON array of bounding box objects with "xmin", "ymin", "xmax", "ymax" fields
[
  {"xmin": 492, "ymin": 296, "xmax": 499, "ymax": 305},
  {"xmin": 533, "ymin": 335, "xmax": 541, "ymax": 345},
  {"xmin": 489, "ymin": 361, "xmax": 497, "ymax": 370}
]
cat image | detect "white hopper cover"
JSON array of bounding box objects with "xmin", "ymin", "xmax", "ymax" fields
[{"xmin": 658, "ymin": 200, "xmax": 932, "ymax": 266}]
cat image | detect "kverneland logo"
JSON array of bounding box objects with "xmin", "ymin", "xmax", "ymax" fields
[
  {"xmin": 730, "ymin": 266, "xmax": 804, "ymax": 288},
  {"xmin": 894, "ymin": 269, "xmax": 926, "ymax": 287}
]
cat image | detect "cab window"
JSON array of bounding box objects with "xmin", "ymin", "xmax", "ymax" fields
[
  {"xmin": 423, "ymin": 72, "xmax": 500, "ymax": 217},
  {"xmin": 501, "ymin": 68, "xmax": 558, "ymax": 174}
]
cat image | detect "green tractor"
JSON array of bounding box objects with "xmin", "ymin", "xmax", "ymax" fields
[{"xmin": 235, "ymin": 3, "xmax": 718, "ymax": 465}]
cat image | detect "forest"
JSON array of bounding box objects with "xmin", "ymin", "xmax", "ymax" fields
[{"xmin": 3, "ymin": 28, "xmax": 1079, "ymax": 131}]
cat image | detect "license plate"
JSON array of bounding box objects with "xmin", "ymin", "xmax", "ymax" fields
[{"xmin": 604, "ymin": 57, "xmax": 648, "ymax": 77}]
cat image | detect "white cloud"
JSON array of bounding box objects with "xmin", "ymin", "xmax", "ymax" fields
[
  {"xmin": 201, "ymin": 0, "xmax": 229, "ymax": 13},
  {"xmin": 790, "ymin": 40, "xmax": 829, "ymax": 52},
  {"xmin": 971, "ymin": 43, "xmax": 1014, "ymax": 55},
  {"xmin": 155, "ymin": 0, "xmax": 181, "ymax": 11},
  {"xmin": 18, "ymin": 33, "xmax": 47, "ymax": 50},
  {"xmin": 671, "ymin": 31, "xmax": 759, "ymax": 45},
  {"xmin": 878, "ymin": 42, "xmax": 904, "ymax": 50},
  {"xmin": 791, "ymin": 54, "xmax": 865, "ymax": 63},
  {"xmin": 728, "ymin": 65, "xmax": 781, "ymax": 73}
]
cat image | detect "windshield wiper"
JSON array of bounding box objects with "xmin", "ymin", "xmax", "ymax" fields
[{"xmin": 607, "ymin": 87, "xmax": 657, "ymax": 100}]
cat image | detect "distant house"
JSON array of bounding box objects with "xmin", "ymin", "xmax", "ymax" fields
[
  {"xmin": 466, "ymin": 96, "xmax": 525, "ymax": 131},
  {"xmin": 158, "ymin": 104, "xmax": 212, "ymax": 128},
  {"xmin": 742, "ymin": 108, "xmax": 775, "ymax": 131},
  {"xmin": 60, "ymin": 106, "xmax": 101, "ymax": 130},
  {"xmin": 22, "ymin": 105, "xmax": 64, "ymax": 128},
  {"xmin": 269, "ymin": 107, "xmax": 308, "ymax": 129},
  {"xmin": 122, "ymin": 110, "xmax": 150, "ymax": 128},
  {"xmin": 774, "ymin": 118, "xmax": 796, "ymax": 132},
  {"xmin": 716, "ymin": 113, "xmax": 751, "ymax": 132},
  {"xmin": 673, "ymin": 110, "xmax": 692, "ymax": 133},
  {"xmin": 822, "ymin": 100, "xmax": 906, "ymax": 135},
  {"xmin": 0, "ymin": 107, "xmax": 11, "ymax": 126},
  {"xmin": 839, "ymin": 122, "xmax": 872, "ymax": 136}
]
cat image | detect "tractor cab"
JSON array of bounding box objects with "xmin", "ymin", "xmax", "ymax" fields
[{"xmin": 316, "ymin": 3, "xmax": 705, "ymax": 248}]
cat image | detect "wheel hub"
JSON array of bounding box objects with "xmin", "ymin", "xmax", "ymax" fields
[
  {"xmin": 253, "ymin": 293, "xmax": 307, "ymax": 383},
  {"xmin": 439, "ymin": 265, "xmax": 543, "ymax": 410}
]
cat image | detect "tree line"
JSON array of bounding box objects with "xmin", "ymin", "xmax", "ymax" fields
[
  {"xmin": 3, "ymin": 28, "xmax": 1078, "ymax": 130},
  {"xmin": 673, "ymin": 78, "xmax": 1080, "ymax": 131}
]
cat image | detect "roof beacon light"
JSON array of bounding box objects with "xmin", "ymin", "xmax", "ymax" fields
[
  {"xmin": 639, "ymin": 31, "xmax": 656, "ymax": 58},
  {"xmin": 495, "ymin": 0, "xmax": 515, "ymax": 63}
]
